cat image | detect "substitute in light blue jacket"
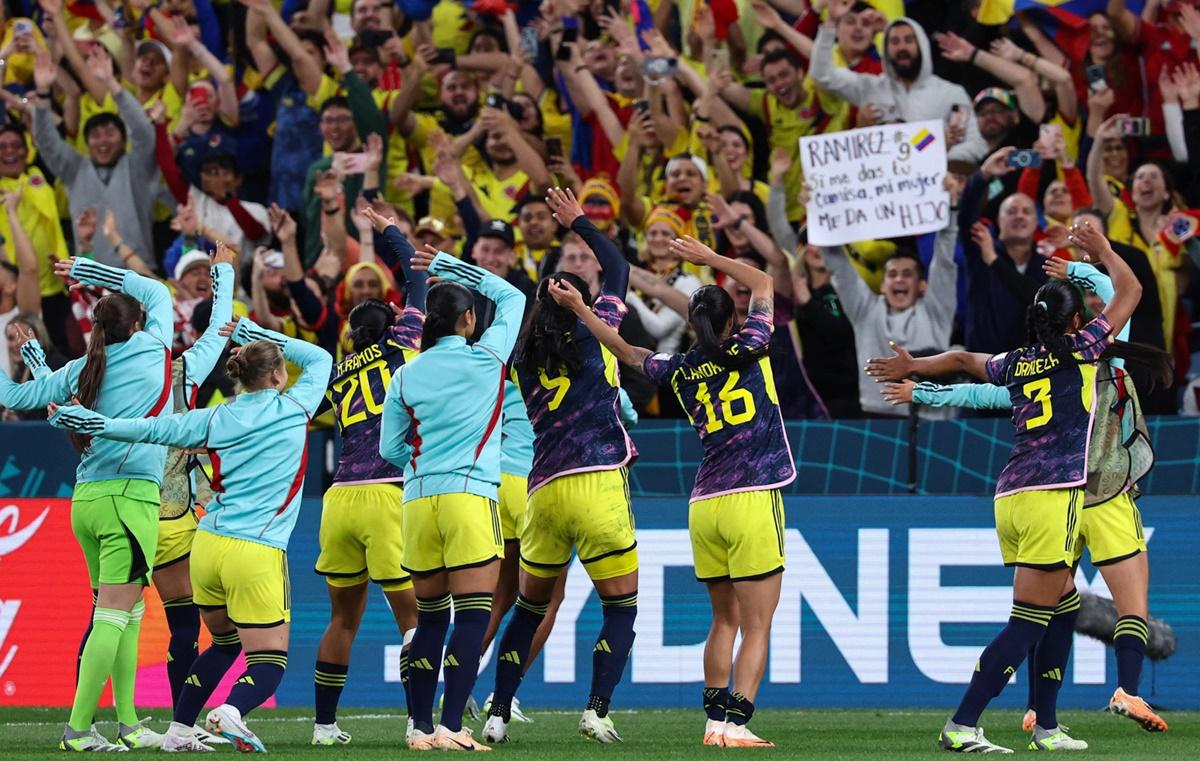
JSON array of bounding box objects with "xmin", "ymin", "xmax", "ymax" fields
[
  {"xmin": 380, "ymin": 252, "xmax": 526, "ymax": 502},
  {"xmin": 51, "ymin": 317, "xmax": 332, "ymax": 552},
  {"xmin": 1, "ymin": 258, "xmax": 175, "ymax": 485}
]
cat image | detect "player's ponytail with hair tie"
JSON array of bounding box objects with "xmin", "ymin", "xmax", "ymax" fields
[
  {"xmin": 348, "ymin": 298, "xmax": 396, "ymax": 353},
  {"xmin": 420, "ymin": 281, "xmax": 474, "ymax": 351},
  {"xmin": 687, "ymin": 285, "xmax": 760, "ymax": 370},
  {"xmin": 71, "ymin": 292, "xmax": 142, "ymax": 453}
]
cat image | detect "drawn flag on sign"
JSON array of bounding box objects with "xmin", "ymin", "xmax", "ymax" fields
[{"xmin": 911, "ymin": 128, "xmax": 935, "ymax": 152}]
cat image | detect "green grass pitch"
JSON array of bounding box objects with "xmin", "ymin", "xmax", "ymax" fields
[{"xmin": 0, "ymin": 707, "xmax": 1195, "ymax": 759}]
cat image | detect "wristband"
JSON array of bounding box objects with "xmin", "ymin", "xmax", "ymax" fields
[
  {"xmin": 968, "ymin": 49, "xmax": 978, "ymax": 65},
  {"xmin": 323, "ymin": 204, "xmax": 341, "ymax": 215},
  {"xmin": 35, "ymin": 89, "xmax": 51, "ymax": 99}
]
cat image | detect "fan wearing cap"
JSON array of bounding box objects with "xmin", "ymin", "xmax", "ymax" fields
[
  {"xmin": 467, "ymin": 219, "xmax": 537, "ymax": 326},
  {"xmin": 172, "ymin": 250, "xmax": 216, "ymax": 347},
  {"xmin": 620, "ymin": 153, "xmax": 720, "ymax": 259}
]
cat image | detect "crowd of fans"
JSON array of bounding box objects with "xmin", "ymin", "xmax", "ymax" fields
[{"xmin": 1, "ymin": 0, "xmax": 1199, "ymax": 422}]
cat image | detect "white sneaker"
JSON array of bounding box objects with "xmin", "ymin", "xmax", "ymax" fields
[
  {"xmin": 59, "ymin": 726, "xmax": 128, "ymax": 752},
  {"xmin": 117, "ymin": 720, "xmax": 164, "ymax": 750},
  {"xmin": 722, "ymin": 723, "xmax": 775, "ymax": 748},
  {"xmin": 191, "ymin": 726, "xmax": 228, "ymax": 746},
  {"xmin": 939, "ymin": 719, "xmax": 1013, "ymax": 753},
  {"xmin": 703, "ymin": 718, "xmax": 726, "ymax": 747},
  {"xmin": 482, "ymin": 715, "xmax": 509, "ymax": 744},
  {"xmin": 161, "ymin": 726, "xmax": 214, "ymax": 753},
  {"xmin": 579, "ymin": 709, "xmax": 622, "ymax": 744},
  {"xmin": 204, "ymin": 705, "xmax": 265, "ymax": 753},
  {"xmin": 311, "ymin": 722, "xmax": 351, "ymax": 746},
  {"xmin": 1028, "ymin": 725, "xmax": 1088, "ymax": 751},
  {"xmin": 405, "ymin": 717, "xmax": 414, "ymax": 742}
]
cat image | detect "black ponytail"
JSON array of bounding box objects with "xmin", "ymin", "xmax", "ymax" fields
[
  {"xmin": 516, "ymin": 272, "xmax": 591, "ymax": 377},
  {"xmin": 421, "ymin": 282, "xmax": 474, "ymax": 351},
  {"xmin": 1026, "ymin": 280, "xmax": 1173, "ymax": 388},
  {"xmin": 347, "ymin": 298, "xmax": 395, "ymax": 353},
  {"xmin": 687, "ymin": 285, "xmax": 762, "ymax": 369}
]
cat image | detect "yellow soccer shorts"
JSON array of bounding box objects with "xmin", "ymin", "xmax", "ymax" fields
[
  {"xmin": 498, "ymin": 473, "xmax": 528, "ymax": 542},
  {"xmin": 689, "ymin": 489, "xmax": 786, "ymax": 582},
  {"xmin": 316, "ymin": 483, "xmax": 411, "ymax": 591},
  {"xmin": 994, "ymin": 488, "xmax": 1082, "ymax": 569},
  {"xmin": 1074, "ymin": 491, "xmax": 1148, "ymax": 566},
  {"xmin": 520, "ymin": 468, "xmax": 638, "ymax": 581},
  {"xmin": 154, "ymin": 508, "xmax": 199, "ymax": 571},
  {"xmin": 191, "ymin": 530, "xmax": 291, "ymax": 627},
  {"xmin": 401, "ymin": 493, "xmax": 504, "ymax": 575}
]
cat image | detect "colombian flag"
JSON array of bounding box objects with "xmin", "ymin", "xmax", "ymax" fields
[
  {"xmin": 979, "ymin": 1, "xmax": 1145, "ymax": 25},
  {"xmin": 911, "ymin": 128, "xmax": 935, "ymax": 152}
]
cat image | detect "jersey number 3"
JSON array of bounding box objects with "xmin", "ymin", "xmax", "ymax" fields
[
  {"xmin": 1021, "ymin": 377, "xmax": 1053, "ymax": 430},
  {"xmin": 696, "ymin": 371, "xmax": 756, "ymax": 433}
]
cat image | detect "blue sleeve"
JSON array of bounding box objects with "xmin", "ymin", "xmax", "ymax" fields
[
  {"xmin": 912, "ymin": 381, "xmax": 1010, "ymax": 410},
  {"xmin": 70, "ymin": 259, "xmax": 174, "ymax": 346},
  {"xmin": 181, "ymin": 263, "xmax": 235, "ymax": 400},
  {"xmin": 193, "ymin": 0, "xmax": 224, "ymax": 61},
  {"xmin": 231, "ymin": 318, "xmax": 334, "ymax": 415},
  {"xmin": 20, "ymin": 340, "xmax": 50, "ymax": 379},
  {"xmin": 1066, "ymin": 261, "xmax": 1128, "ymax": 343},
  {"xmin": 428, "ymin": 253, "xmax": 526, "ymax": 360},
  {"xmin": 380, "ymin": 367, "xmax": 413, "ymax": 468},
  {"xmin": 51, "ymin": 403, "xmax": 216, "ymax": 449},
  {"xmin": 618, "ymin": 388, "xmax": 638, "ymax": 428},
  {"xmin": 0, "ymin": 358, "xmax": 76, "ymax": 410},
  {"xmin": 571, "ymin": 215, "xmax": 628, "ymax": 296},
  {"xmin": 379, "ymin": 225, "xmax": 427, "ymax": 311}
]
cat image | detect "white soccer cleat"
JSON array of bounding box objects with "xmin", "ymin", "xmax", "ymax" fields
[
  {"xmin": 161, "ymin": 728, "xmax": 214, "ymax": 753},
  {"xmin": 433, "ymin": 725, "xmax": 491, "ymax": 751},
  {"xmin": 204, "ymin": 704, "xmax": 266, "ymax": 753},
  {"xmin": 1028, "ymin": 725, "xmax": 1088, "ymax": 751},
  {"xmin": 579, "ymin": 709, "xmax": 622, "ymax": 744},
  {"xmin": 311, "ymin": 722, "xmax": 351, "ymax": 746},
  {"xmin": 482, "ymin": 692, "xmax": 533, "ymax": 723},
  {"xmin": 702, "ymin": 718, "xmax": 726, "ymax": 747},
  {"xmin": 191, "ymin": 726, "xmax": 229, "ymax": 746},
  {"xmin": 722, "ymin": 723, "xmax": 775, "ymax": 748},
  {"xmin": 481, "ymin": 715, "xmax": 509, "ymax": 744},
  {"xmin": 117, "ymin": 720, "xmax": 164, "ymax": 750},
  {"xmin": 59, "ymin": 726, "xmax": 128, "ymax": 752},
  {"xmin": 405, "ymin": 717, "xmax": 414, "ymax": 742},
  {"xmin": 939, "ymin": 719, "xmax": 1013, "ymax": 753}
]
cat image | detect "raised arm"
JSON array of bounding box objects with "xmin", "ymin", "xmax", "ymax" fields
[
  {"xmin": 547, "ymin": 187, "xmax": 630, "ymax": 296},
  {"xmin": 363, "ymin": 206, "xmax": 429, "ymax": 311},
  {"xmin": 809, "ymin": 18, "xmax": 872, "ymax": 105},
  {"xmin": 423, "ymin": 250, "xmax": 526, "ymax": 360},
  {"xmin": 866, "ymin": 343, "xmax": 991, "ymax": 382},
  {"xmin": 1067, "ymin": 220, "xmax": 1141, "ymax": 336},
  {"xmin": 820, "ymin": 245, "xmax": 875, "ymax": 324},
  {"xmin": 0, "ymin": 356, "xmax": 74, "ymax": 409},
  {"xmin": 548, "ymin": 277, "xmax": 652, "ymax": 369},
  {"xmin": 180, "ymin": 249, "xmax": 236, "ymax": 396},
  {"xmin": 50, "ymin": 402, "xmax": 216, "ymax": 449},
  {"xmin": 4, "ymin": 186, "xmax": 40, "ymax": 315},
  {"xmin": 231, "ymin": 317, "xmax": 334, "ymax": 415},
  {"xmin": 923, "ymin": 175, "xmax": 963, "ymax": 327},
  {"xmin": 938, "ymin": 32, "xmax": 1046, "ymax": 122},
  {"xmin": 673, "ymin": 235, "xmax": 773, "ymax": 307},
  {"xmin": 67, "ymin": 258, "xmax": 174, "ymax": 346},
  {"xmin": 245, "ymin": 0, "xmax": 324, "ymax": 96},
  {"xmin": 1086, "ymin": 114, "xmax": 1122, "ymax": 216}
]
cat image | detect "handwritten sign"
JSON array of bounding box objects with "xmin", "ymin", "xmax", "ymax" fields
[{"xmin": 799, "ymin": 120, "xmax": 949, "ymax": 247}]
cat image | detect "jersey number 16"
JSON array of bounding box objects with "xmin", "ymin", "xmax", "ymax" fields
[{"xmin": 696, "ymin": 371, "xmax": 756, "ymax": 433}]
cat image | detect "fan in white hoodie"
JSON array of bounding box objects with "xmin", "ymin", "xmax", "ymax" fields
[{"xmin": 810, "ymin": 14, "xmax": 989, "ymax": 165}]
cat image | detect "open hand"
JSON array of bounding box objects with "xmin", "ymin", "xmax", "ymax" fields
[
  {"xmin": 880, "ymin": 379, "xmax": 916, "ymax": 405},
  {"xmin": 546, "ymin": 186, "xmax": 584, "ymax": 226},
  {"xmin": 668, "ymin": 235, "xmax": 716, "ymax": 265},
  {"xmin": 865, "ymin": 341, "xmax": 914, "ymax": 382}
]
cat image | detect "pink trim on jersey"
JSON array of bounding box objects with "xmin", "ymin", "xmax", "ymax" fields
[
  {"xmin": 527, "ymin": 456, "xmax": 634, "ymax": 497},
  {"xmin": 688, "ymin": 404, "xmax": 797, "ymax": 503}
]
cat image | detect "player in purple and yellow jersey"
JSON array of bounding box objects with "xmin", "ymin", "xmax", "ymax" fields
[
  {"xmin": 484, "ymin": 188, "xmax": 637, "ymax": 746},
  {"xmin": 547, "ymin": 236, "xmax": 793, "ymax": 749},
  {"xmin": 867, "ymin": 220, "xmax": 1171, "ymax": 754},
  {"xmin": 311, "ymin": 207, "xmax": 427, "ymax": 746}
]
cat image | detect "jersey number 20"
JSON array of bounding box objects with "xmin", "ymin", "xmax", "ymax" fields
[
  {"xmin": 332, "ymin": 361, "xmax": 393, "ymax": 428},
  {"xmin": 696, "ymin": 371, "xmax": 756, "ymax": 433}
]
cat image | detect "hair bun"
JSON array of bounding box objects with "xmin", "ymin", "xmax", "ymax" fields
[{"xmin": 226, "ymin": 352, "xmax": 249, "ymax": 381}]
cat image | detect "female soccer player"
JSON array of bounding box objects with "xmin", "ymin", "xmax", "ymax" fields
[
  {"xmin": 866, "ymin": 220, "xmax": 1167, "ymax": 753},
  {"xmin": 483, "ymin": 187, "xmax": 637, "ymax": 746},
  {"xmin": 0, "ymin": 256, "xmax": 176, "ymax": 751},
  {"xmin": 50, "ymin": 317, "xmax": 333, "ymax": 753},
  {"xmin": 547, "ymin": 236, "xmax": 792, "ymax": 748},
  {"xmin": 311, "ymin": 208, "xmax": 426, "ymax": 746},
  {"xmin": 379, "ymin": 245, "xmax": 525, "ymax": 751},
  {"xmin": 882, "ymin": 256, "xmax": 1167, "ymax": 734}
]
